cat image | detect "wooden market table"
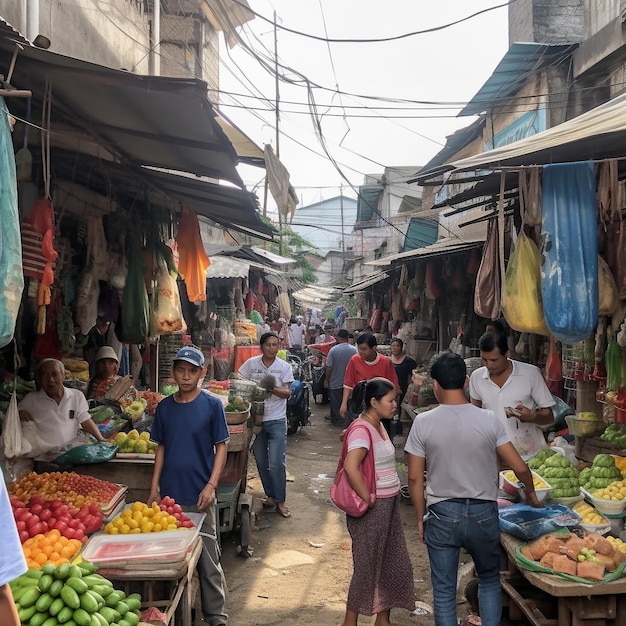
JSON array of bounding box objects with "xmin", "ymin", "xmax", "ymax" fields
[
  {"xmin": 500, "ymin": 532, "xmax": 626, "ymax": 625},
  {"xmin": 574, "ymin": 436, "xmax": 626, "ymax": 464},
  {"xmin": 96, "ymin": 536, "xmax": 202, "ymax": 626}
]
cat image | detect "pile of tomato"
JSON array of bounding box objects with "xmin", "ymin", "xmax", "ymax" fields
[{"xmin": 11, "ymin": 494, "xmax": 104, "ymax": 543}]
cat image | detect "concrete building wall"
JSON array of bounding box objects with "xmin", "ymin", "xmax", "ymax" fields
[
  {"xmin": 509, "ymin": 0, "xmax": 584, "ymax": 45},
  {"xmin": 1, "ymin": 0, "xmax": 218, "ymax": 85},
  {"xmin": 585, "ymin": 0, "xmax": 620, "ymax": 36}
]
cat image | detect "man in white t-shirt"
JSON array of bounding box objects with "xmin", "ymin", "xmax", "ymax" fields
[{"xmin": 469, "ymin": 331, "xmax": 555, "ymax": 461}]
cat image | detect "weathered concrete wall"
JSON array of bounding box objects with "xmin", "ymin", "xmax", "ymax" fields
[
  {"xmin": 509, "ymin": 0, "xmax": 535, "ymax": 44},
  {"xmin": 585, "ymin": 0, "xmax": 620, "ymax": 36},
  {"xmin": 509, "ymin": 0, "xmax": 584, "ymax": 44},
  {"xmin": 0, "ymin": 0, "xmax": 218, "ymax": 85}
]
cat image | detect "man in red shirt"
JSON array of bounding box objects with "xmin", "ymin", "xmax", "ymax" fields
[{"xmin": 340, "ymin": 333, "xmax": 399, "ymax": 431}]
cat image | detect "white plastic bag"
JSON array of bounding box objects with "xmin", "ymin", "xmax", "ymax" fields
[{"xmin": 2, "ymin": 391, "xmax": 31, "ymax": 458}]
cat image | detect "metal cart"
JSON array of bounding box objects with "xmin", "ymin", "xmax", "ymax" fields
[{"xmin": 216, "ymin": 420, "xmax": 253, "ymax": 556}]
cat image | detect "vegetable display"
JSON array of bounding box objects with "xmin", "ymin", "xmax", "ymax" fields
[
  {"xmin": 579, "ymin": 454, "xmax": 623, "ymax": 491},
  {"xmin": 600, "ymin": 424, "xmax": 626, "ymax": 449},
  {"xmin": 10, "ymin": 561, "xmax": 142, "ymax": 626},
  {"xmin": 531, "ymin": 452, "xmax": 580, "ymax": 498},
  {"xmin": 112, "ymin": 430, "xmax": 156, "ymax": 455}
]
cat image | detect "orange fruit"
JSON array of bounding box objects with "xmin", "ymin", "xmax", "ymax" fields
[{"xmin": 35, "ymin": 552, "xmax": 47, "ymax": 565}]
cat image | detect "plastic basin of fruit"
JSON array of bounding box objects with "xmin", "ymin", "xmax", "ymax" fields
[
  {"xmin": 549, "ymin": 494, "xmax": 583, "ymax": 507},
  {"xmin": 499, "ymin": 470, "xmax": 551, "ymax": 503},
  {"xmin": 565, "ymin": 415, "xmax": 606, "ymax": 438},
  {"xmin": 581, "ymin": 488, "xmax": 626, "ymax": 515}
]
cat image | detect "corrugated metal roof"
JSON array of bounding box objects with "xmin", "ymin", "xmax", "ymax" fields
[
  {"xmin": 206, "ymin": 256, "xmax": 250, "ymax": 279},
  {"xmin": 459, "ymin": 43, "xmax": 577, "ymax": 117},
  {"xmin": 0, "ymin": 17, "xmax": 29, "ymax": 46},
  {"xmin": 344, "ymin": 271, "xmax": 389, "ymax": 293}
]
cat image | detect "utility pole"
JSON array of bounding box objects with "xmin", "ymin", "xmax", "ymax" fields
[
  {"xmin": 153, "ymin": 0, "xmax": 161, "ymax": 76},
  {"xmin": 273, "ymin": 10, "xmax": 284, "ymax": 255},
  {"xmin": 340, "ymin": 185, "xmax": 345, "ymax": 254}
]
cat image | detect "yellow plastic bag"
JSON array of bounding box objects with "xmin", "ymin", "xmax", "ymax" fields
[{"xmin": 502, "ymin": 233, "xmax": 549, "ymax": 335}]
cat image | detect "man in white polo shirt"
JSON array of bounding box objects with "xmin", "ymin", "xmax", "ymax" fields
[{"xmin": 469, "ymin": 331, "xmax": 555, "ymax": 461}]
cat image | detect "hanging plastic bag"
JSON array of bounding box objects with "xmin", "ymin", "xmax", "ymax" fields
[
  {"xmin": 541, "ymin": 162, "xmax": 598, "ymax": 344},
  {"xmin": 150, "ymin": 256, "xmax": 185, "ymax": 336},
  {"xmin": 175, "ymin": 207, "xmax": 210, "ymax": 302},
  {"xmin": 545, "ymin": 338, "xmax": 563, "ymax": 397},
  {"xmin": 502, "ymin": 232, "xmax": 549, "ymax": 335},
  {"xmin": 598, "ymin": 256, "xmax": 618, "ymax": 317},
  {"xmin": 0, "ymin": 99, "xmax": 25, "ymax": 348},
  {"xmin": 2, "ymin": 391, "xmax": 31, "ymax": 458},
  {"xmin": 474, "ymin": 219, "xmax": 501, "ymax": 320},
  {"xmin": 75, "ymin": 269, "xmax": 100, "ymax": 336},
  {"xmin": 121, "ymin": 237, "xmax": 150, "ymax": 344}
]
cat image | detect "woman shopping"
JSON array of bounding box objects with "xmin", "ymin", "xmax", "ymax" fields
[
  {"xmin": 390, "ymin": 338, "xmax": 417, "ymax": 434},
  {"xmin": 340, "ymin": 378, "xmax": 415, "ymax": 626}
]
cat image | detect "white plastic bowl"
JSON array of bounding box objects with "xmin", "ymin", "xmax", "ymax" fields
[
  {"xmin": 581, "ymin": 488, "xmax": 626, "ymax": 515},
  {"xmin": 499, "ymin": 470, "xmax": 551, "ymax": 503}
]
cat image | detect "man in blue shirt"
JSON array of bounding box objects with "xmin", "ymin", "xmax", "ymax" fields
[
  {"xmin": 149, "ymin": 346, "xmax": 229, "ymax": 626},
  {"xmin": 324, "ymin": 329, "xmax": 357, "ymax": 426}
]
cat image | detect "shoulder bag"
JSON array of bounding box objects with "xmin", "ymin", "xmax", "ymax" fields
[{"xmin": 330, "ymin": 420, "xmax": 376, "ymax": 517}]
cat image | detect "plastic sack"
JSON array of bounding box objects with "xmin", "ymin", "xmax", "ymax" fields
[
  {"xmin": 20, "ymin": 421, "xmax": 52, "ymax": 458},
  {"xmin": 52, "ymin": 442, "xmax": 119, "ymax": 465},
  {"xmin": 0, "ymin": 97, "xmax": 25, "ymax": 348},
  {"xmin": 598, "ymin": 255, "xmax": 618, "ymax": 317},
  {"xmin": 2, "ymin": 391, "xmax": 30, "ymax": 458},
  {"xmin": 502, "ymin": 233, "xmax": 549, "ymax": 335},
  {"xmin": 474, "ymin": 219, "xmax": 501, "ymax": 320},
  {"xmin": 498, "ymin": 503, "xmax": 581, "ymax": 540},
  {"xmin": 551, "ymin": 396, "xmax": 575, "ymax": 432},
  {"xmin": 150, "ymin": 257, "xmax": 185, "ymax": 336},
  {"xmin": 121, "ymin": 237, "xmax": 150, "ymax": 344},
  {"xmin": 541, "ymin": 162, "xmax": 598, "ymax": 344},
  {"xmin": 75, "ymin": 269, "xmax": 100, "ymax": 336}
]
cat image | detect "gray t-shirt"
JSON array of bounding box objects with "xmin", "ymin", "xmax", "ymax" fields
[
  {"xmin": 404, "ymin": 403, "xmax": 510, "ymax": 507},
  {"xmin": 326, "ymin": 342, "xmax": 357, "ymax": 389}
]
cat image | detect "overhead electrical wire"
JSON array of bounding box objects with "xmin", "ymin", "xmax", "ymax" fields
[{"xmin": 232, "ymin": 0, "xmax": 514, "ymax": 44}]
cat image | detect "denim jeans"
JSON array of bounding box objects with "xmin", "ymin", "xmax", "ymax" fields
[
  {"xmin": 425, "ymin": 499, "xmax": 501, "ymax": 626},
  {"xmin": 252, "ymin": 417, "xmax": 287, "ymax": 503}
]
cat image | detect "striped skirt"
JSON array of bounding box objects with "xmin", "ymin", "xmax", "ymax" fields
[{"xmin": 346, "ymin": 495, "xmax": 415, "ymax": 615}]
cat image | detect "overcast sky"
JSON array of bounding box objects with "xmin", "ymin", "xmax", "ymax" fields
[{"xmin": 218, "ymin": 1, "xmax": 509, "ymax": 209}]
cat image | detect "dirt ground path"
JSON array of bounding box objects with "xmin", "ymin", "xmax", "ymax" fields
[{"xmin": 216, "ymin": 404, "xmax": 458, "ymax": 626}]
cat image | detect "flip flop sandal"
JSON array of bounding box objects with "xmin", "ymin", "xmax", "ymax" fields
[{"xmin": 277, "ymin": 505, "xmax": 291, "ymax": 518}]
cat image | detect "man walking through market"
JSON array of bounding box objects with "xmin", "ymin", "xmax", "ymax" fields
[
  {"xmin": 469, "ymin": 331, "xmax": 555, "ymax": 462},
  {"xmin": 405, "ymin": 351, "xmax": 540, "ymax": 626},
  {"xmin": 323, "ymin": 329, "xmax": 357, "ymax": 426}
]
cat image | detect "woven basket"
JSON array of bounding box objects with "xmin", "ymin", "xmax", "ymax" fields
[{"xmin": 225, "ymin": 407, "xmax": 251, "ymax": 425}]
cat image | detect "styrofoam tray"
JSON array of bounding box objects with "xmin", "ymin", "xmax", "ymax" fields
[
  {"xmin": 81, "ymin": 526, "xmax": 200, "ymax": 566},
  {"xmin": 101, "ymin": 484, "xmax": 128, "ymax": 516}
]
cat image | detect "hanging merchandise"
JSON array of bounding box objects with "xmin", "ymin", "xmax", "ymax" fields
[
  {"xmin": 541, "ymin": 162, "xmax": 598, "ymax": 344},
  {"xmin": 97, "ymin": 280, "xmax": 120, "ymax": 323},
  {"xmin": 606, "ymin": 338, "xmax": 622, "ymax": 392},
  {"xmin": 150, "ymin": 252, "xmax": 185, "ymax": 336},
  {"xmin": 424, "ymin": 262, "xmax": 442, "ymax": 300},
  {"xmin": 518, "ymin": 168, "xmax": 542, "ymax": 227},
  {"xmin": 502, "ymin": 232, "xmax": 549, "ymax": 335},
  {"xmin": 121, "ymin": 236, "xmax": 150, "ymax": 344},
  {"xmin": 605, "ymin": 218, "xmax": 626, "ymax": 300},
  {"xmin": 0, "ymin": 104, "xmax": 24, "ymax": 347},
  {"xmin": 545, "ymin": 337, "xmax": 563, "ymax": 397},
  {"xmin": 277, "ymin": 291, "xmax": 291, "ymax": 320},
  {"xmin": 474, "ymin": 219, "xmax": 501, "ymax": 321},
  {"xmin": 598, "ymin": 256, "xmax": 619, "ymax": 317},
  {"xmin": 175, "ymin": 207, "xmax": 210, "ymax": 302}
]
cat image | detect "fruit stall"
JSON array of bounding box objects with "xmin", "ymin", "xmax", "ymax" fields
[
  {"xmin": 497, "ymin": 445, "xmax": 626, "ymax": 625},
  {"xmin": 7, "ymin": 469, "xmax": 204, "ymax": 626}
]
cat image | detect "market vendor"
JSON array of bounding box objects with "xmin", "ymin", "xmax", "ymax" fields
[
  {"xmin": 469, "ymin": 331, "xmax": 555, "ymax": 461},
  {"xmin": 18, "ymin": 358, "xmax": 105, "ymax": 452},
  {"xmin": 85, "ymin": 346, "xmax": 136, "ymax": 400}
]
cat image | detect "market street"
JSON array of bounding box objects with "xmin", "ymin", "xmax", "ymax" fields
[{"xmin": 218, "ymin": 403, "xmax": 454, "ymax": 626}]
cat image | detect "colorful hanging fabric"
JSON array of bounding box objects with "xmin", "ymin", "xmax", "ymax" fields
[{"xmin": 175, "ymin": 207, "xmax": 211, "ymax": 302}]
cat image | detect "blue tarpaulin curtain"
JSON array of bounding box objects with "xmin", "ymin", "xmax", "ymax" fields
[
  {"xmin": 540, "ymin": 161, "xmax": 598, "ymax": 344},
  {"xmin": 356, "ymin": 186, "xmax": 383, "ymax": 223}
]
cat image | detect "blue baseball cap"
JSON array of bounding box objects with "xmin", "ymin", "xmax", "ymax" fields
[{"xmin": 173, "ymin": 346, "xmax": 205, "ymax": 367}]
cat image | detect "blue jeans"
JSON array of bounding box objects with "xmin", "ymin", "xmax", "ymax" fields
[
  {"xmin": 425, "ymin": 499, "xmax": 501, "ymax": 626},
  {"xmin": 252, "ymin": 418, "xmax": 287, "ymax": 503}
]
